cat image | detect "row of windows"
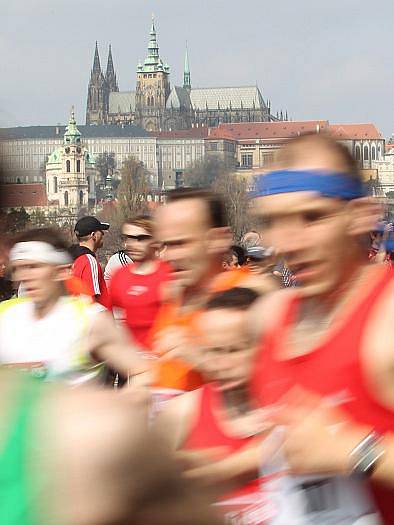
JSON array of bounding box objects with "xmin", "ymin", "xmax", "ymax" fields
[{"xmin": 355, "ymin": 144, "xmax": 380, "ymax": 162}]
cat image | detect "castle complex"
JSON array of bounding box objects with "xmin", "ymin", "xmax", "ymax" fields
[{"xmin": 85, "ymin": 18, "xmax": 276, "ymax": 131}]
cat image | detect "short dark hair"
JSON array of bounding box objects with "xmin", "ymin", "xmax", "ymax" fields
[
  {"xmin": 231, "ymin": 245, "xmax": 246, "ymax": 266},
  {"xmin": 206, "ymin": 287, "xmax": 259, "ymax": 311},
  {"xmin": 166, "ymin": 187, "xmax": 227, "ymax": 228},
  {"xmin": 13, "ymin": 227, "xmax": 70, "ymax": 254}
]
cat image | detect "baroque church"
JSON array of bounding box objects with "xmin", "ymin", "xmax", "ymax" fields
[{"xmin": 86, "ymin": 18, "xmax": 279, "ymax": 132}]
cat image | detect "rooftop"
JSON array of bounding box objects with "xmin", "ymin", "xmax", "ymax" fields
[
  {"xmin": 152, "ymin": 127, "xmax": 209, "ymax": 139},
  {"xmin": 329, "ymin": 124, "xmax": 383, "ymax": 140},
  {"xmin": 0, "ymin": 123, "xmax": 149, "ymax": 141},
  {"xmin": 190, "ymin": 86, "xmax": 266, "ymax": 111},
  {"xmin": 211, "ymin": 120, "xmax": 329, "ymax": 140}
]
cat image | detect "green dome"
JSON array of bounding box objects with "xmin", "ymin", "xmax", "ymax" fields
[
  {"xmin": 64, "ymin": 109, "xmax": 82, "ymax": 145},
  {"xmin": 47, "ymin": 147, "xmax": 63, "ymax": 164}
]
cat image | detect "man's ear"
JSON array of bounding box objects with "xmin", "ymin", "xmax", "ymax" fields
[
  {"xmin": 207, "ymin": 226, "xmax": 232, "ymax": 255},
  {"xmin": 54, "ymin": 264, "xmax": 72, "ymax": 282},
  {"xmin": 347, "ymin": 198, "xmax": 383, "ymax": 236}
]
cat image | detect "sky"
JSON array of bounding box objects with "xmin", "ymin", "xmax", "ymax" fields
[{"xmin": 1, "ymin": 0, "xmax": 393, "ymax": 137}]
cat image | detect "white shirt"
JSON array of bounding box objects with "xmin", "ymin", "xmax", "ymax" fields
[{"xmin": 0, "ymin": 296, "xmax": 104, "ymax": 384}]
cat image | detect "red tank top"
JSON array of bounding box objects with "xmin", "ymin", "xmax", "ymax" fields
[
  {"xmin": 251, "ymin": 265, "xmax": 394, "ymax": 523},
  {"xmin": 183, "ymin": 384, "xmax": 261, "ymax": 499}
]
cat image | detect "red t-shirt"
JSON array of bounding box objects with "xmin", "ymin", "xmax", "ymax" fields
[
  {"xmin": 109, "ymin": 261, "xmax": 170, "ymax": 349},
  {"xmin": 72, "ymin": 252, "xmax": 111, "ymax": 309}
]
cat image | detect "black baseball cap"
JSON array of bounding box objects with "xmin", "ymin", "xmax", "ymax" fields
[{"xmin": 74, "ymin": 216, "xmax": 110, "ymax": 237}]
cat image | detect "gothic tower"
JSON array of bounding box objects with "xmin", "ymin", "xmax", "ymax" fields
[
  {"xmin": 183, "ymin": 44, "xmax": 191, "ymax": 91},
  {"xmin": 135, "ymin": 17, "xmax": 171, "ymax": 132},
  {"xmin": 86, "ymin": 42, "xmax": 108, "ymax": 125},
  {"xmin": 105, "ymin": 44, "xmax": 119, "ymax": 93}
]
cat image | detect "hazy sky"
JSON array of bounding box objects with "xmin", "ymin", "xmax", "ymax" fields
[{"xmin": 1, "ymin": 0, "xmax": 393, "ymax": 137}]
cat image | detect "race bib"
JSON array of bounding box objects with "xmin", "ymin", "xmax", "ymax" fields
[{"xmin": 260, "ymin": 429, "xmax": 381, "ymax": 524}]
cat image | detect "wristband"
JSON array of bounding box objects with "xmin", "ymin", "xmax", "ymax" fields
[{"xmin": 349, "ymin": 431, "xmax": 385, "ymax": 477}]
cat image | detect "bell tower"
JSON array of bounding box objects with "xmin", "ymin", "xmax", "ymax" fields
[{"xmin": 135, "ymin": 16, "xmax": 170, "ymax": 131}]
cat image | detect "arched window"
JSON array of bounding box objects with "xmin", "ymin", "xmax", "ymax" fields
[
  {"xmin": 371, "ymin": 146, "xmax": 376, "ymax": 160},
  {"xmin": 363, "ymin": 145, "xmax": 369, "ymax": 161},
  {"xmin": 76, "ymin": 160, "xmax": 81, "ymax": 173},
  {"xmin": 64, "ymin": 191, "xmax": 69, "ymax": 206},
  {"xmin": 87, "ymin": 176, "xmax": 90, "ymax": 193},
  {"xmin": 79, "ymin": 190, "xmax": 84, "ymax": 206},
  {"xmin": 66, "ymin": 160, "xmax": 71, "ymax": 173},
  {"xmin": 150, "ymin": 96, "xmax": 154, "ymax": 106},
  {"xmin": 355, "ymin": 145, "xmax": 361, "ymax": 161},
  {"xmin": 53, "ymin": 176, "xmax": 58, "ymax": 193}
]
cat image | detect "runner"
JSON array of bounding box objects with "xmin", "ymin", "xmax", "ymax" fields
[
  {"xmin": 0, "ymin": 369, "xmax": 222, "ymax": 525},
  {"xmin": 0, "ymin": 228, "xmax": 141, "ymax": 384},
  {"xmin": 103, "ymin": 226, "xmax": 133, "ymax": 285},
  {"xmin": 248, "ymin": 132, "xmax": 394, "ymax": 523},
  {"xmin": 158, "ymin": 288, "xmax": 273, "ymax": 524},
  {"xmin": 70, "ymin": 215, "xmax": 111, "ymax": 309},
  {"xmin": 152, "ymin": 188, "xmax": 277, "ymax": 392},
  {"xmin": 151, "ymin": 188, "xmax": 232, "ymax": 391},
  {"xmin": 109, "ymin": 215, "xmax": 170, "ymax": 349}
]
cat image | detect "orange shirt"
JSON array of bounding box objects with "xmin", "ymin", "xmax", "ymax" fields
[
  {"xmin": 151, "ymin": 268, "xmax": 252, "ymax": 391},
  {"xmin": 65, "ymin": 275, "xmax": 93, "ymax": 298}
]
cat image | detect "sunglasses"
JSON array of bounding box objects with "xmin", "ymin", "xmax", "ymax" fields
[{"xmin": 122, "ymin": 234, "xmax": 152, "ymax": 242}]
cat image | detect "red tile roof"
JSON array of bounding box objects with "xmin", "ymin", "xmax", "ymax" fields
[
  {"xmin": 329, "ymin": 124, "xmax": 382, "ymax": 140},
  {"xmin": 210, "ymin": 120, "xmax": 329, "ymax": 140},
  {"xmin": 0, "ymin": 184, "xmax": 47, "ymax": 208},
  {"xmin": 206, "ymin": 128, "xmax": 237, "ymax": 141}
]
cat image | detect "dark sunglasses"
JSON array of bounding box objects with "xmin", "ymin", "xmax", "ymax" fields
[{"xmin": 122, "ymin": 234, "xmax": 152, "ymax": 242}]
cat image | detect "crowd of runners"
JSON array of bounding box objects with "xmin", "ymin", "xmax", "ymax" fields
[{"xmin": 1, "ymin": 132, "xmax": 394, "ymax": 524}]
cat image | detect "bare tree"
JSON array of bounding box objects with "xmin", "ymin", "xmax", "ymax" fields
[
  {"xmin": 117, "ymin": 157, "xmax": 151, "ymax": 219},
  {"xmin": 213, "ymin": 173, "xmax": 250, "ymax": 242},
  {"xmin": 184, "ymin": 156, "xmax": 228, "ymax": 188}
]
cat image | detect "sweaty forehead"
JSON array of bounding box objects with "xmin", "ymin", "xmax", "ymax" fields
[
  {"xmin": 155, "ymin": 199, "xmax": 210, "ymax": 237},
  {"xmin": 254, "ymin": 191, "xmax": 344, "ymax": 216},
  {"xmin": 200, "ymin": 309, "xmax": 248, "ymax": 344},
  {"xmin": 285, "ymin": 141, "xmax": 349, "ymax": 173},
  {"xmin": 122, "ymin": 223, "xmax": 149, "ymax": 236}
]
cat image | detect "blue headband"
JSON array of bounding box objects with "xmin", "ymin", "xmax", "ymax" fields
[{"xmin": 253, "ymin": 170, "xmax": 365, "ymax": 200}]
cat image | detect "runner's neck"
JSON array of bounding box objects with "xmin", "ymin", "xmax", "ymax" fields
[
  {"xmin": 33, "ymin": 290, "xmax": 65, "ymax": 320},
  {"xmin": 131, "ymin": 259, "xmax": 158, "ymax": 275}
]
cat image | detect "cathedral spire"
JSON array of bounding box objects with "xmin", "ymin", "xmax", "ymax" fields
[
  {"xmin": 105, "ymin": 44, "xmax": 118, "ymax": 92},
  {"xmin": 139, "ymin": 16, "xmax": 169, "ymax": 74},
  {"xmin": 92, "ymin": 41, "xmax": 101, "ymax": 74},
  {"xmin": 183, "ymin": 42, "xmax": 191, "ymax": 90}
]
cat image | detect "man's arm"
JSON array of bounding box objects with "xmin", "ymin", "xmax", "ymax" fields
[{"xmin": 86, "ymin": 311, "xmax": 147, "ymax": 378}]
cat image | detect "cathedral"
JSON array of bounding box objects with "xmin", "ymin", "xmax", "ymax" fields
[{"xmin": 86, "ymin": 18, "xmax": 278, "ymax": 131}]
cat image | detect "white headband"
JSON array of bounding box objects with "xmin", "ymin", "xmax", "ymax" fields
[{"xmin": 9, "ymin": 241, "xmax": 72, "ymax": 265}]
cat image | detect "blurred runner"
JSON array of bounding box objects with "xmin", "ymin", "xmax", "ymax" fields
[
  {"xmin": 109, "ymin": 215, "xmax": 170, "ymax": 349},
  {"xmin": 152, "ymin": 188, "xmax": 278, "ymax": 393},
  {"xmin": 0, "ymin": 228, "xmax": 141, "ymax": 384},
  {"xmin": 103, "ymin": 226, "xmax": 133, "ymax": 285},
  {"xmin": 249, "ymin": 132, "xmax": 394, "ymax": 523},
  {"xmin": 0, "ymin": 370, "xmax": 223, "ymax": 525},
  {"xmin": 70, "ymin": 216, "xmax": 111, "ymax": 309},
  {"xmin": 151, "ymin": 188, "xmax": 232, "ymax": 392},
  {"xmin": 159, "ymin": 288, "xmax": 274, "ymax": 524}
]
